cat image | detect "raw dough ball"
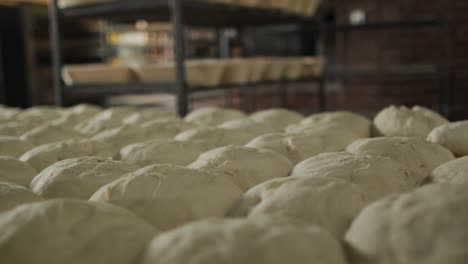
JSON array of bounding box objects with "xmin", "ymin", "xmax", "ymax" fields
[
  {"xmin": 219, "ymin": 118, "xmax": 275, "ymax": 137},
  {"xmin": 13, "ymin": 106, "xmax": 65, "ymax": 124},
  {"xmin": 431, "ymin": 156, "xmax": 468, "ymax": 184},
  {"xmin": 92, "ymin": 125, "xmax": 148, "ymax": 157},
  {"xmin": 140, "ymin": 117, "xmax": 196, "ymax": 139},
  {"xmin": 0, "ymin": 182, "xmax": 42, "ymax": 213},
  {"xmin": 90, "ymin": 164, "xmax": 243, "ymax": 230},
  {"xmin": 228, "ymin": 176, "xmax": 366, "ymax": 237},
  {"xmin": 428, "ymin": 120, "xmax": 468, "ymax": 157},
  {"xmin": 0, "ymin": 136, "xmax": 34, "ymax": 158},
  {"xmin": 175, "ymin": 127, "xmax": 253, "ymax": 148},
  {"xmin": 123, "ymin": 108, "xmax": 178, "ymax": 125},
  {"xmin": 347, "ymin": 137, "xmax": 455, "ymax": 178},
  {"xmin": 345, "ymin": 183, "xmax": 468, "ymax": 264},
  {"xmin": 66, "ymin": 103, "xmax": 102, "ymax": 118},
  {"xmin": 0, "ymin": 107, "xmax": 20, "ymax": 122},
  {"xmin": 374, "ymin": 105, "xmax": 448, "ymax": 138},
  {"xmin": 30, "ymin": 157, "xmax": 139, "ymax": 199},
  {"xmin": 75, "ymin": 107, "xmax": 136, "ymax": 136},
  {"xmin": 0, "ymin": 122, "xmax": 36, "ymax": 136},
  {"xmin": 20, "ymin": 124, "xmax": 83, "ymax": 146},
  {"xmin": 120, "ymin": 139, "xmax": 211, "ymax": 166},
  {"xmin": 0, "ymin": 199, "xmax": 157, "ymax": 264},
  {"xmin": 185, "ymin": 107, "xmax": 246, "ymax": 126},
  {"xmin": 246, "ymin": 132, "xmax": 323, "ymax": 164},
  {"xmin": 51, "ymin": 104, "xmax": 102, "ymax": 127},
  {"xmin": 287, "ymin": 111, "xmax": 371, "ymax": 138},
  {"xmin": 20, "ymin": 138, "xmax": 114, "ymax": 172},
  {"xmin": 0, "ymin": 156, "xmax": 37, "ymax": 187},
  {"xmin": 250, "ymin": 108, "xmax": 304, "ymax": 131},
  {"xmin": 140, "ymin": 218, "xmax": 348, "ymax": 264},
  {"xmin": 189, "ymin": 145, "xmax": 294, "ymax": 191},
  {"xmin": 291, "ymin": 152, "xmax": 421, "ymax": 202}
]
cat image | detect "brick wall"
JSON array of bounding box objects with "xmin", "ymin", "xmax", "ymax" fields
[{"xmin": 317, "ymin": 0, "xmax": 468, "ymax": 120}]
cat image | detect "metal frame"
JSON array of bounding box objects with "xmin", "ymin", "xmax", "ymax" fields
[{"xmin": 49, "ymin": 0, "xmax": 324, "ymax": 116}]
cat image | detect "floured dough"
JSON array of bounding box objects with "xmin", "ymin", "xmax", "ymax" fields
[
  {"xmin": 140, "ymin": 117, "xmax": 197, "ymax": 139},
  {"xmin": 13, "ymin": 106, "xmax": 65, "ymax": 124},
  {"xmin": 120, "ymin": 139, "xmax": 211, "ymax": 166},
  {"xmin": 30, "ymin": 157, "xmax": 139, "ymax": 199},
  {"xmin": 75, "ymin": 107, "xmax": 136, "ymax": 136},
  {"xmin": 123, "ymin": 108, "xmax": 178, "ymax": 125},
  {"xmin": 189, "ymin": 145, "xmax": 294, "ymax": 191},
  {"xmin": 0, "ymin": 182, "xmax": 42, "ymax": 213},
  {"xmin": 90, "ymin": 164, "xmax": 243, "ymax": 230},
  {"xmin": 373, "ymin": 105, "xmax": 448, "ymax": 138},
  {"xmin": 0, "ymin": 107, "xmax": 20, "ymax": 122},
  {"xmin": 140, "ymin": 218, "xmax": 348, "ymax": 264},
  {"xmin": 287, "ymin": 111, "xmax": 371, "ymax": 138},
  {"xmin": 347, "ymin": 137, "xmax": 455, "ymax": 178},
  {"xmin": 20, "ymin": 124, "xmax": 83, "ymax": 146},
  {"xmin": 0, "ymin": 136, "xmax": 34, "ymax": 158},
  {"xmin": 175, "ymin": 127, "xmax": 253, "ymax": 148},
  {"xmin": 0, "ymin": 156, "xmax": 37, "ymax": 187},
  {"xmin": 219, "ymin": 118, "xmax": 275, "ymax": 137},
  {"xmin": 291, "ymin": 152, "xmax": 421, "ymax": 201},
  {"xmin": 431, "ymin": 156, "xmax": 468, "ymax": 184},
  {"xmin": 92, "ymin": 125, "xmax": 148, "ymax": 157},
  {"xmin": 51, "ymin": 104, "xmax": 102, "ymax": 127},
  {"xmin": 427, "ymin": 120, "xmax": 468, "ymax": 157},
  {"xmin": 246, "ymin": 132, "xmax": 323, "ymax": 164},
  {"xmin": 20, "ymin": 138, "xmax": 114, "ymax": 172},
  {"xmin": 250, "ymin": 108, "xmax": 304, "ymax": 131},
  {"xmin": 345, "ymin": 183, "xmax": 468, "ymax": 264},
  {"xmin": 185, "ymin": 107, "xmax": 246, "ymax": 126},
  {"xmin": 0, "ymin": 122, "xmax": 36, "ymax": 136},
  {"xmin": 228, "ymin": 176, "xmax": 365, "ymax": 237},
  {"xmin": 0, "ymin": 199, "xmax": 157, "ymax": 264}
]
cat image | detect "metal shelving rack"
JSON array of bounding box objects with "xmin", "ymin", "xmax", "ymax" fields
[
  {"xmin": 318, "ymin": 0, "xmax": 455, "ymax": 118},
  {"xmin": 49, "ymin": 0, "xmax": 323, "ymax": 116}
]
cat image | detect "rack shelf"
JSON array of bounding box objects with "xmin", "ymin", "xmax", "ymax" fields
[{"xmin": 60, "ymin": 0, "xmax": 314, "ymax": 26}]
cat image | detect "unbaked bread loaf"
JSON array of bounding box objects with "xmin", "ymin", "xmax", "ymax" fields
[
  {"xmin": 140, "ymin": 117, "xmax": 197, "ymax": 139},
  {"xmin": 246, "ymin": 132, "xmax": 323, "ymax": 164},
  {"xmin": 219, "ymin": 118, "xmax": 276, "ymax": 137},
  {"xmin": 123, "ymin": 108, "xmax": 178, "ymax": 125},
  {"xmin": 185, "ymin": 107, "xmax": 246, "ymax": 126},
  {"xmin": 286, "ymin": 111, "xmax": 371, "ymax": 138},
  {"xmin": 345, "ymin": 183, "xmax": 468, "ymax": 264},
  {"xmin": 75, "ymin": 107, "xmax": 136, "ymax": 136},
  {"xmin": 20, "ymin": 124, "xmax": 83, "ymax": 146},
  {"xmin": 0, "ymin": 199, "xmax": 157, "ymax": 264},
  {"xmin": 228, "ymin": 176, "xmax": 365, "ymax": 237},
  {"xmin": 373, "ymin": 105, "xmax": 448, "ymax": 138},
  {"xmin": 13, "ymin": 106, "xmax": 64, "ymax": 124},
  {"xmin": 92, "ymin": 125, "xmax": 148, "ymax": 157},
  {"xmin": 0, "ymin": 182, "xmax": 42, "ymax": 213},
  {"xmin": 431, "ymin": 156, "xmax": 468, "ymax": 184},
  {"xmin": 51, "ymin": 104, "xmax": 102, "ymax": 127},
  {"xmin": 0, "ymin": 106, "xmax": 19, "ymax": 122},
  {"xmin": 140, "ymin": 218, "xmax": 348, "ymax": 264},
  {"xmin": 120, "ymin": 139, "xmax": 211, "ymax": 166},
  {"xmin": 427, "ymin": 120, "xmax": 468, "ymax": 157},
  {"xmin": 19, "ymin": 138, "xmax": 114, "ymax": 172},
  {"xmin": 0, "ymin": 156, "xmax": 37, "ymax": 187},
  {"xmin": 346, "ymin": 137, "xmax": 455, "ymax": 178},
  {"xmin": 175, "ymin": 127, "xmax": 253, "ymax": 147},
  {"xmin": 30, "ymin": 157, "xmax": 139, "ymax": 199},
  {"xmin": 0, "ymin": 122, "xmax": 37, "ymax": 136},
  {"xmin": 291, "ymin": 152, "xmax": 421, "ymax": 202},
  {"xmin": 250, "ymin": 108, "xmax": 304, "ymax": 131},
  {"xmin": 90, "ymin": 164, "xmax": 243, "ymax": 230},
  {"xmin": 189, "ymin": 145, "xmax": 294, "ymax": 191},
  {"xmin": 0, "ymin": 135, "xmax": 34, "ymax": 158}
]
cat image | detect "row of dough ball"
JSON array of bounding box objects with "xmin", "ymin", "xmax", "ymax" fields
[
  {"xmin": 3, "ymin": 135, "xmax": 466, "ymax": 236},
  {"xmin": 1, "ymin": 144, "xmax": 468, "ymax": 264}
]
